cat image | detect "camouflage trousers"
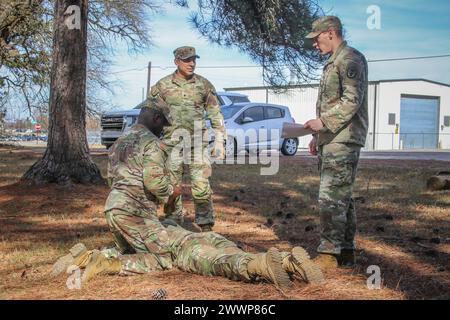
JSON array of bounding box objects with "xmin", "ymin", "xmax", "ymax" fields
[
  {"xmin": 170, "ymin": 230, "xmax": 253, "ymax": 282},
  {"xmin": 317, "ymin": 142, "xmax": 361, "ymax": 255},
  {"xmin": 105, "ymin": 211, "xmax": 254, "ymax": 281},
  {"xmin": 165, "ymin": 142, "xmax": 215, "ymax": 227},
  {"xmin": 105, "ymin": 208, "xmax": 174, "ymax": 270}
]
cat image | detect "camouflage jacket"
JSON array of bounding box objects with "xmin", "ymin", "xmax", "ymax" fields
[
  {"xmin": 317, "ymin": 41, "xmax": 369, "ymax": 147},
  {"xmin": 105, "ymin": 124, "xmax": 173, "ymax": 215},
  {"xmin": 149, "ymin": 72, "xmax": 225, "ymax": 146}
]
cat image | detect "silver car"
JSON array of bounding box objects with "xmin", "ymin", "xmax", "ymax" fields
[
  {"xmin": 100, "ymin": 92, "xmax": 250, "ymax": 149},
  {"xmin": 222, "ymin": 103, "xmax": 299, "ymax": 157}
]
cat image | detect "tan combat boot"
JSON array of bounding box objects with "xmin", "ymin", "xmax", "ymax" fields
[
  {"xmin": 65, "ymin": 249, "xmax": 101, "ymax": 274},
  {"xmin": 312, "ymin": 253, "xmax": 338, "ymax": 271},
  {"xmin": 283, "ymin": 247, "xmax": 324, "ymax": 284},
  {"xmin": 52, "ymin": 243, "xmax": 87, "ymax": 276},
  {"xmin": 247, "ymin": 247, "xmax": 292, "ymax": 292},
  {"xmin": 81, "ymin": 251, "xmax": 122, "ymax": 284}
]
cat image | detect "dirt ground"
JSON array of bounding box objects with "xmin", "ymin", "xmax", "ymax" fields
[{"xmin": 0, "ymin": 145, "xmax": 449, "ymax": 300}]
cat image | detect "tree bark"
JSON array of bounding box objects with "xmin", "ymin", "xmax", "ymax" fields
[{"xmin": 23, "ymin": 0, "xmax": 104, "ymax": 184}]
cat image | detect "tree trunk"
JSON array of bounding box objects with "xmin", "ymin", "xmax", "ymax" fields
[
  {"xmin": 427, "ymin": 174, "xmax": 450, "ymax": 191},
  {"xmin": 23, "ymin": 0, "xmax": 104, "ymax": 184}
]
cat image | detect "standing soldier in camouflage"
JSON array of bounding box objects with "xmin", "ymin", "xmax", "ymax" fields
[
  {"xmin": 149, "ymin": 46, "xmax": 225, "ymax": 231},
  {"xmin": 53, "ymin": 99, "xmax": 323, "ymax": 292},
  {"xmin": 304, "ymin": 16, "xmax": 368, "ymax": 268}
]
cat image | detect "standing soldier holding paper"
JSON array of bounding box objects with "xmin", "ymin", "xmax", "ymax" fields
[
  {"xmin": 149, "ymin": 46, "xmax": 226, "ymax": 231},
  {"xmin": 303, "ymin": 16, "xmax": 368, "ymax": 268}
]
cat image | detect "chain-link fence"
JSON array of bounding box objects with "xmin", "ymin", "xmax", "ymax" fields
[
  {"xmin": 0, "ymin": 131, "xmax": 102, "ymax": 146},
  {"xmin": 296, "ymin": 133, "xmax": 450, "ymax": 151},
  {"xmin": 366, "ymin": 132, "xmax": 450, "ymax": 150}
]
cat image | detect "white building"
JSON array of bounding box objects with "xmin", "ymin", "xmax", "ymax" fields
[{"xmin": 225, "ymin": 79, "xmax": 450, "ymax": 150}]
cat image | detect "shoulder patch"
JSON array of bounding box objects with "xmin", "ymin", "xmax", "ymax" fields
[
  {"xmin": 150, "ymin": 85, "xmax": 159, "ymax": 98},
  {"xmin": 144, "ymin": 139, "xmax": 161, "ymax": 155},
  {"xmin": 200, "ymin": 77, "xmax": 215, "ymax": 92},
  {"xmin": 115, "ymin": 141, "xmax": 136, "ymax": 163},
  {"xmin": 206, "ymin": 89, "xmax": 219, "ymax": 107},
  {"xmin": 346, "ymin": 61, "xmax": 361, "ymax": 79}
]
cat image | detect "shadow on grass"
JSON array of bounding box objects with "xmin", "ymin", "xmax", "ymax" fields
[
  {"xmin": 1, "ymin": 148, "xmax": 449, "ymax": 299},
  {"xmin": 209, "ymin": 156, "xmax": 450, "ymax": 299}
]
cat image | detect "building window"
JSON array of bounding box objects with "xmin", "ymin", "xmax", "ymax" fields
[
  {"xmin": 388, "ymin": 113, "xmax": 396, "ymax": 125},
  {"xmin": 444, "ymin": 116, "xmax": 450, "ymax": 127}
]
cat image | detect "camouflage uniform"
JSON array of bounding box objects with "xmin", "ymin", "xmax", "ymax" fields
[
  {"xmin": 106, "ymin": 123, "xmax": 255, "ymax": 281},
  {"xmin": 307, "ymin": 19, "xmax": 368, "ymax": 255},
  {"xmin": 149, "ymin": 48, "xmax": 225, "ymax": 227},
  {"xmin": 119, "ymin": 226, "xmax": 255, "ymax": 282},
  {"xmin": 117, "ymin": 224, "xmax": 302, "ymax": 284}
]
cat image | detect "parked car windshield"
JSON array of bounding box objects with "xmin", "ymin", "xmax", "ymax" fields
[
  {"xmin": 221, "ymin": 105, "xmax": 245, "ymax": 119},
  {"xmin": 226, "ymin": 95, "xmax": 250, "ymax": 104}
]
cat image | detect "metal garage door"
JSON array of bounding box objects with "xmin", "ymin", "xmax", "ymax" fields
[{"xmin": 400, "ymin": 95, "xmax": 439, "ymax": 149}]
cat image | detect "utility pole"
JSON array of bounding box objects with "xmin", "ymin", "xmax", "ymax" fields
[{"xmin": 146, "ymin": 61, "xmax": 152, "ymax": 98}]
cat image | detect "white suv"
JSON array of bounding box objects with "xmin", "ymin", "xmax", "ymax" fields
[{"xmin": 222, "ymin": 103, "xmax": 298, "ymax": 157}]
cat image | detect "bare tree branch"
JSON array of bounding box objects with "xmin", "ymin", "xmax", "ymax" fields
[
  {"xmin": 1, "ymin": 0, "xmax": 159, "ymax": 116},
  {"xmin": 183, "ymin": 0, "xmax": 325, "ymax": 88}
]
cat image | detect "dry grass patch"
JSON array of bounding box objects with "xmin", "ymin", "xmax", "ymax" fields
[{"xmin": 0, "ymin": 145, "xmax": 449, "ymax": 299}]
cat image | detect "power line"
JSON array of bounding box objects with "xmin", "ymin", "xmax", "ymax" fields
[
  {"xmin": 110, "ymin": 67, "xmax": 147, "ymax": 74},
  {"xmin": 368, "ymin": 54, "xmax": 450, "ymax": 63},
  {"xmin": 155, "ymin": 65, "xmax": 261, "ymax": 69},
  {"xmin": 110, "ymin": 53, "xmax": 450, "ymax": 74},
  {"xmin": 110, "ymin": 65, "xmax": 262, "ymax": 74}
]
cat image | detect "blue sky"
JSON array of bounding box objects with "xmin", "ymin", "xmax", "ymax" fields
[{"xmin": 108, "ymin": 0, "xmax": 450, "ymax": 110}]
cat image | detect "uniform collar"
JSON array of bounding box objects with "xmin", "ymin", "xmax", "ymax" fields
[
  {"xmin": 171, "ymin": 71, "xmax": 197, "ymax": 86},
  {"xmin": 131, "ymin": 123, "xmax": 147, "ymax": 132},
  {"xmin": 326, "ymin": 41, "xmax": 347, "ymax": 65}
]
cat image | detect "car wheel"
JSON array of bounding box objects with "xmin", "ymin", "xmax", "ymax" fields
[
  {"xmin": 225, "ymin": 137, "xmax": 237, "ymax": 159},
  {"xmin": 281, "ymin": 138, "xmax": 298, "ymax": 156}
]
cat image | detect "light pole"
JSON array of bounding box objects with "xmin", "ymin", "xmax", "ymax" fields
[{"xmin": 146, "ymin": 61, "xmax": 152, "ymax": 98}]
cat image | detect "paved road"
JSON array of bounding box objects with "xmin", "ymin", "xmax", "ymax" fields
[
  {"xmin": 296, "ymin": 151, "xmax": 450, "ymax": 162},
  {"xmin": 360, "ymin": 151, "xmax": 450, "ymax": 162},
  {"xmin": 3, "ymin": 142, "xmax": 450, "ymax": 162}
]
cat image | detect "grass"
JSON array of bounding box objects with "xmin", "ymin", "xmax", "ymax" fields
[{"xmin": 0, "ymin": 144, "xmax": 449, "ymax": 300}]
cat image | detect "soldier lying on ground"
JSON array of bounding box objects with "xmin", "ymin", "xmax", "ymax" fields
[{"xmin": 53, "ymin": 99, "xmax": 323, "ymax": 292}]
